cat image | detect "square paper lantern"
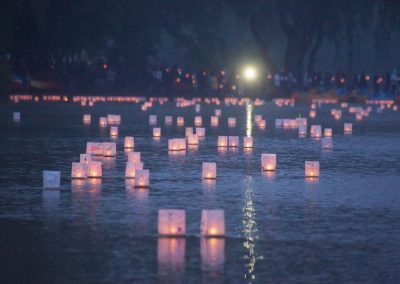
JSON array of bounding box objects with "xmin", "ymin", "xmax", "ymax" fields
[
  {"xmin": 305, "ymin": 161, "xmax": 319, "ymax": 177},
  {"xmin": 83, "ymin": 114, "xmax": 91, "ymax": 124},
  {"xmin": 261, "ymin": 154, "xmax": 276, "ymax": 171},
  {"xmin": 13, "ymin": 112, "xmax": 21, "ymax": 122},
  {"xmin": 202, "ymin": 162, "xmax": 217, "ymax": 179},
  {"xmin": 153, "ymin": 127, "xmax": 161, "ymax": 137},
  {"xmin": 344, "ymin": 123, "xmax": 352, "ymax": 133},
  {"xmin": 228, "ymin": 136, "xmax": 239, "ymax": 147},
  {"xmin": 228, "ymin": 117, "xmax": 236, "ymax": 127},
  {"xmin": 196, "ymin": 127, "xmax": 205, "ymax": 137},
  {"xmin": 217, "ymin": 136, "xmax": 228, "ymax": 147},
  {"xmin": 110, "ymin": 126, "xmax": 118, "ymax": 137},
  {"xmin": 158, "ymin": 209, "xmax": 186, "ymax": 236},
  {"xmin": 86, "ymin": 142, "xmax": 103, "ymax": 156},
  {"xmin": 309, "ymin": 110, "xmax": 316, "ymax": 118},
  {"xmin": 125, "ymin": 162, "xmax": 143, "ymax": 178},
  {"xmin": 200, "ymin": 209, "xmax": 225, "ymax": 237},
  {"xmin": 185, "ymin": 127, "xmax": 193, "ymax": 136},
  {"xmin": 282, "ymin": 119, "xmax": 291, "ymax": 128},
  {"xmin": 195, "ymin": 116, "xmax": 202, "ymax": 126},
  {"xmin": 296, "ymin": 118, "xmax": 307, "ymax": 126},
  {"xmin": 128, "ymin": 152, "xmax": 141, "ymax": 163},
  {"xmin": 243, "ymin": 137, "xmax": 253, "ymax": 148},
  {"xmin": 80, "ymin": 153, "xmax": 91, "ymax": 165},
  {"xmin": 103, "ymin": 142, "xmax": 116, "ymax": 157},
  {"xmin": 275, "ymin": 119, "xmax": 283, "ymax": 128},
  {"xmin": 124, "ymin": 136, "xmax": 134, "ymax": 148},
  {"xmin": 177, "ymin": 116, "xmax": 184, "ymax": 126},
  {"xmin": 298, "ymin": 125, "xmax": 307, "ymax": 136},
  {"xmin": 165, "ymin": 115, "xmax": 173, "ymax": 125},
  {"xmin": 43, "ymin": 171, "xmax": 61, "ymax": 189},
  {"xmin": 324, "ymin": 128, "xmax": 332, "ymax": 137},
  {"xmin": 149, "ymin": 115, "xmax": 157, "ymax": 125},
  {"xmin": 187, "ymin": 134, "xmax": 199, "ymax": 145},
  {"xmin": 211, "ymin": 116, "xmax": 219, "ymax": 126},
  {"xmin": 258, "ymin": 119, "xmax": 266, "ymax": 129},
  {"xmin": 215, "ymin": 109, "xmax": 222, "ymax": 116},
  {"xmin": 195, "ymin": 104, "xmax": 201, "ymax": 112},
  {"xmin": 254, "ymin": 115, "xmax": 262, "ymax": 123},
  {"xmin": 71, "ymin": 162, "xmax": 87, "ymax": 179},
  {"xmin": 310, "ymin": 125, "xmax": 322, "ymax": 138},
  {"xmin": 356, "ymin": 113, "xmax": 363, "ymax": 121},
  {"xmin": 321, "ymin": 137, "xmax": 333, "ymax": 149},
  {"xmin": 87, "ymin": 161, "xmax": 102, "ymax": 178},
  {"xmin": 135, "ymin": 169, "xmax": 149, "ymax": 187},
  {"xmin": 99, "ymin": 117, "xmax": 107, "ymax": 127}
]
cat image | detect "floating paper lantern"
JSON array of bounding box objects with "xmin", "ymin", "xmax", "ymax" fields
[
  {"xmin": 258, "ymin": 119, "xmax": 266, "ymax": 129},
  {"xmin": 275, "ymin": 119, "xmax": 283, "ymax": 128},
  {"xmin": 153, "ymin": 127, "xmax": 161, "ymax": 137},
  {"xmin": 341, "ymin": 102, "xmax": 348, "ymax": 108},
  {"xmin": 99, "ymin": 117, "xmax": 107, "ymax": 127},
  {"xmin": 321, "ymin": 137, "xmax": 333, "ymax": 149},
  {"xmin": 124, "ymin": 136, "xmax": 134, "ymax": 148},
  {"xmin": 311, "ymin": 103, "xmax": 316, "ymax": 109},
  {"xmin": 165, "ymin": 116, "xmax": 173, "ymax": 125},
  {"xmin": 200, "ymin": 209, "xmax": 225, "ymax": 237},
  {"xmin": 202, "ymin": 162, "xmax": 217, "ymax": 179},
  {"xmin": 158, "ymin": 209, "xmax": 186, "ymax": 236},
  {"xmin": 309, "ymin": 110, "xmax": 316, "ymax": 118},
  {"xmin": 298, "ymin": 125, "xmax": 307, "ymax": 136},
  {"xmin": 168, "ymin": 138, "xmax": 186, "ymax": 151},
  {"xmin": 254, "ymin": 115, "xmax": 262, "ymax": 123},
  {"xmin": 195, "ymin": 104, "xmax": 201, "ymax": 112},
  {"xmin": 128, "ymin": 152, "xmax": 141, "ymax": 163},
  {"xmin": 125, "ymin": 162, "xmax": 143, "ymax": 178},
  {"xmin": 228, "ymin": 136, "xmax": 239, "ymax": 147},
  {"xmin": 356, "ymin": 113, "xmax": 363, "ymax": 121},
  {"xmin": 13, "ymin": 112, "xmax": 21, "ymax": 122},
  {"xmin": 393, "ymin": 105, "xmax": 398, "ymax": 111},
  {"xmin": 305, "ymin": 161, "xmax": 319, "ymax": 177},
  {"xmin": 187, "ymin": 133, "xmax": 199, "ymax": 145},
  {"xmin": 228, "ymin": 117, "xmax": 236, "ymax": 127},
  {"xmin": 110, "ymin": 126, "xmax": 118, "ymax": 137},
  {"xmin": 177, "ymin": 116, "xmax": 184, "ymax": 126},
  {"xmin": 71, "ymin": 162, "xmax": 87, "ymax": 179},
  {"xmin": 86, "ymin": 142, "xmax": 104, "ymax": 156},
  {"xmin": 210, "ymin": 116, "xmax": 219, "ymax": 126},
  {"xmin": 149, "ymin": 115, "xmax": 157, "ymax": 125},
  {"xmin": 344, "ymin": 123, "xmax": 352, "ymax": 133},
  {"xmin": 87, "ymin": 161, "xmax": 102, "ymax": 178},
  {"xmin": 243, "ymin": 137, "xmax": 253, "ymax": 148},
  {"xmin": 261, "ymin": 154, "xmax": 276, "ymax": 171},
  {"xmin": 296, "ymin": 118, "xmax": 307, "ymax": 126},
  {"xmin": 196, "ymin": 127, "xmax": 205, "ymax": 137},
  {"xmin": 83, "ymin": 114, "xmax": 91, "ymax": 124},
  {"xmin": 107, "ymin": 114, "xmax": 121, "ymax": 125},
  {"xmin": 215, "ymin": 109, "xmax": 221, "ymax": 116},
  {"xmin": 310, "ymin": 125, "xmax": 322, "ymax": 138},
  {"xmin": 195, "ymin": 116, "xmax": 202, "ymax": 126},
  {"xmin": 103, "ymin": 142, "xmax": 116, "ymax": 157},
  {"xmin": 135, "ymin": 169, "xmax": 149, "ymax": 187},
  {"xmin": 217, "ymin": 136, "xmax": 228, "ymax": 147},
  {"xmin": 43, "ymin": 171, "xmax": 61, "ymax": 189},
  {"xmin": 185, "ymin": 127, "xmax": 193, "ymax": 136},
  {"xmin": 324, "ymin": 128, "xmax": 332, "ymax": 137}
]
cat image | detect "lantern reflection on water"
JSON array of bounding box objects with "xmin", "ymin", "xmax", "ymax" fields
[
  {"xmin": 125, "ymin": 162, "xmax": 143, "ymax": 178},
  {"xmin": 261, "ymin": 154, "xmax": 276, "ymax": 171},
  {"xmin": 158, "ymin": 209, "xmax": 186, "ymax": 236},
  {"xmin": 187, "ymin": 133, "xmax": 199, "ymax": 145},
  {"xmin": 124, "ymin": 136, "xmax": 134, "ymax": 148},
  {"xmin": 135, "ymin": 169, "xmax": 149, "ymax": 187},
  {"xmin": 157, "ymin": 238, "xmax": 186, "ymax": 275},
  {"xmin": 71, "ymin": 162, "xmax": 87, "ymax": 179},
  {"xmin": 243, "ymin": 137, "xmax": 253, "ymax": 148},
  {"xmin": 217, "ymin": 136, "xmax": 228, "ymax": 147},
  {"xmin": 305, "ymin": 161, "xmax": 320, "ymax": 177},
  {"xmin": 200, "ymin": 209, "xmax": 225, "ymax": 237},
  {"xmin": 202, "ymin": 162, "xmax": 217, "ymax": 179},
  {"xmin": 43, "ymin": 171, "xmax": 61, "ymax": 189}
]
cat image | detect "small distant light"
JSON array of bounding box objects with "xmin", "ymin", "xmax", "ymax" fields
[
  {"xmin": 103, "ymin": 64, "xmax": 108, "ymax": 70},
  {"xmin": 340, "ymin": 78, "xmax": 345, "ymax": 83},
  {"xmin": 221, "ymin": 70, "xmax": 225, "ymax": 76},
  {"xmin": 219, "ymin": 84, "xmax": 224, "ymax": 89},
  {"xmin": 365, "ymin": 75, "xmax": 370, "ymax": 81},
  {"xmin": 232, "ymin": 85, "xmax": 237, "ymax": 91},
  {"xmin": 267, "ymin": 74, "xmax": 272, "ymax": 80},
  {"xmin": 176, "ymin": 78, "xmax": 181, "ymax": 83},
  {"xmin": 185, "ymin": 73, "xmax": 190, "ymax": 78}
]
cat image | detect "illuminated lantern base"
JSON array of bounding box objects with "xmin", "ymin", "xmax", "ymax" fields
[
  {"xmin": 83, "ymin": 114, "xmax": 91, "ymax": 125},
  {"xmin": 200, "ymin": 209, "xmax": 225, "ymax": 237},
  {"xmin": 71, "ymin": 162, "xmax": 87, "ymax": 179},
  {"xmin": 228, "ymin": 136, "xmax": 239, "ymax": 147},
  {"xmin": 99, "ymin": 117, "xmax": 107, "ymax": 127},
  {"xmin": 110, "ymin": 126, "xmax": 118, "ymax": 137},
  {"xmin": 43, "ymin": 170, "xmax": 61, "ymax": 189},
  {"xmin": 158, "ymin": 209, "xmax": 186, "ymax": 236},
  {"xmin": 194, "ymin": 116, "xmax": 202, "ymax": 126},
  {"xmin": 202, "ymin": 162, "xmax": 217, "ymax": 179},
  {"xmin": 305, "ymin": 161, "xmax": 320, "ymax": 177},
  {"xmin": 177, "ymin": 117, "xmax": 184, "ymax": 126},
  {"xmin": 124, "ymin": 136, "xmax": 134, "ymax": 148},
  {"xmin": 153, "ymin": 127, "xmax": 161, "ymax": 137},
  {"xmin": 324, "ymin": 128, "xmax": 332, "ymax": 137},
  {"xmin": 217, "ymin": 136, "xmax": 228, "ymax": 147},
  {"xmin": 344, "ymin": 123, "xmax": 353, "ymax": 133}
]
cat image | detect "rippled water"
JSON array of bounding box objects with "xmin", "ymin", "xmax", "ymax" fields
[{"xmin": 1, "ymin": 101, "xmax": 400, "ymax": 283}]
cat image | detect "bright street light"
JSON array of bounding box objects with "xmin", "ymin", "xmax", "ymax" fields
[{"xmin": 243, "ymin": 66, "xmax": 257, "ymax": 81}]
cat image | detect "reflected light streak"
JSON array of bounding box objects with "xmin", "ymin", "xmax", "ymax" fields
[{"xmin": 246, "ymin": 103, "xmax": 253, "ymax": 137}]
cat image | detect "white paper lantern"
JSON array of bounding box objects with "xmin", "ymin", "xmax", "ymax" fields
[
  {"xmin": 43, "ymin": 171, "xmax": 61, "ymax": 189},
  {"xmin": 185, "ymin": 127, "xmax": 193, "ymax": 136},
  {"xmin": 107, "ymin": 114, "xmax": 121, "ymax": 125},
  {"xmin": 228, "ymin": 117, "xmax": 236, "ymax": 127},
  {"xmin": 168, "ymin": 138, "xmax": 187, "ymax": 151},
  {"xmin": 309, "ymin": 110, "xmax": 316, "ymax": 118},
  {"xmin": 71, "ymin": 162, "xmax": 87, "ymax": 179},
  {"xmin": 110, "ymin": 126, "xmax": 118, "ymax": 137},
  {"xmin": 196, "ymin": 127, "xmax": 205, "ymax": 137},
  {"xmin": 305, "ymin": 161, "xmax": 319, "ymax": 177},
  {"xmin": 158, "ymin": 209, "xmax": 186, "ymax": 236},
  {"xmin": 165, "ymin": 116, "xmax": 173, "ymax": 125},
  {"xmin": 298, "ymin": 125, "xmax": 307, "ymax": 136},
  {"xmin": 135, "ymin": 169, "xmax": 149, "ymax": 187},
  {"xmin": 217, "ymin": 136, "xmax": 228, "ymax": 147},
  {"xmin": 310, "ymin": 125, "xmax": 322, "ymax": 138},
  {"xmin": 177, "ymin": 116, "xmax": 185, "ymax": 126},
  {"xmin": 195, "ymin": 116, "xmax": 202, "ymax": 126},
  {"xmin": 321, "ymin": 137, "xmax": 333, "ymax": 149},
  {"xmin": 128, "ymin": 152, "xmax": 141, "ymax": 163},
  {"xmin": 149, "ymin": 115, "xmax": 157, "ymax": 125},
  {"xmin": 103, "ymin": 142, "xmax": 116, "ymax": 157},
  {"xmin": 13, "ymin": 112, "xmax": 21, "ymax": 122},
  {"xmin": 153, "ymin": 127, "xmax": 161, "ymax": 138},
  {"xmin": 261, "ymin": 154, "xmax": 276, "ymax": 171},
  {"xmin": 324, "ymin": 128, "xmax": 332, "ymax": 137},
  {"xmin": 83, "ymin": 114, "xmax": 91, "ymax": 124},
  {"xmin": 200, "ymin": 209, "xmax": 225, "ymax": 237},
  {"xmin": 243, "ymin": 137, "xmax": 253, "ymax": 148},
  {"xmin": 187, "ymin": 133, "xmax": 199, "ymax": 145},
  {"xmin": 86, "ymin": 142, "xmax": 103, "ymax": 156},
  {"xmin": 344, "ymin": 123, "xmax": 352, "ymax": 133},
  {"xmin": 228, "ymin": 136, "xmax": 239, "ymax": 147},
  {"xmin": 124, "ymin": 136, "xmax": 134, "ymax": 148},
  {"xmin": 125, "ymin": 162, "xmax": 143, "ymax": 178},
  {"xmin": 202, "ymin": 162, "xmax": 217, "ymax": 179},
  {"xmin": 87, "ymin": 161, "xmax": 102, "ymax": 178},
  {"xmin": 99, "ymin": 117, "xmax": 107, "ymax": 127},
  {"xmin": 215, "ymin": 109, "xmax": 221, "ymax": 116}
]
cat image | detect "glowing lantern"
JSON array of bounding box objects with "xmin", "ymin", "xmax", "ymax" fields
[
  {"xmin": 296, "ymin": 118, "xmax": 307, "ymax": 126},
  {"xmin": 87, "ymin": 161, "xmax": 102, "ymax": 178},
  {"xmin": 258, "ymin": 119, "xmax": 266, "ymax": 129},
  {"xmin": 149, "ymin": 115, "xmax": 157, "ymax": 125},
  {"xmin": 158, "ymin": 209, "xmax": 186, "ymax": 236},
  {"xmin": 195, "ymin": 104, "xmax": 201, "ymax": 112},
  {"xmin": 200, "ymin": 209, "xmax": 225, "ymax": 237},
  {"xmin": 43, "ymin": 171, "xmax": 61, "ymax": 189},
  {"xmin": 228, "ymin": 117, "xmax": 236, "ymax": 127},
  {"xmin": 309, "ymin": 110, "xmax": 316, "ymax": 118},
  {"xmin": 185, "ymin": 127, "xmax": 193, "ymax": 136},
  {"xmin": 124, "ymin": 136, "xmax": 134, "ymax": 148},
  {"xmin": 13, "ymin": 112, "xmax": 21, "ymax": 122},
  {"xmin": 243, "ymin": 137, "xmax": 253, "ymax": 148},
  {"xmin": 215, "ymin": 109, "xmax": 221, "ymax": 116},
  {"xmin": 356, "ymin": 113, "xmax": 363, "ymax": 121},
  {"xmin": 228, "ymin": 136, "xmax": 239, "ymax": 147},
  {"xmin": 99, "ymin": 117, "xmax": 107, "ymax": 127},
  {"xmin": 127, "ymin": 152, "xmax": 141, "ymax": 166},
  {"xmin": 305, "ymin": 161, "xmax": 319, "ymax": 177},
  {"xmin": 393, "ymin": 105, "xmax": 398, "ymax": 111},
  {"xmin": 110, "ymin": 126, "xmax": 118, "ymax": 137},
  {"xmin": 107, "ymin": 114, "xmax": 121, "ymax": 125},
  {"xmin": 187, "ymin": 133, "xmax": 199, "ymax": 145},
  {"xmin": 102, "ymin": 142, "xmax": 116, "ymax": 157},
  {"xmin": 83, "ymin": 114, "xmax": 91, "ymax": 124},
  {"xmin": 196, "ymin": 127, "xmax": 205, "ymax": 137},
  {"xmin": 275, "ymin": 119, "xmax": 283, "ymax": 128},
  {"xmin": 311, "ymin": 103, "xmax": 316, "ymax": 109},
  {"xmin": 321, "ymin": 137, "xmax": 333, "ymax": 149},
  {"xmin": 165, "ymin": 116, "xmax": 173, "ymax": 125},
  {"xmin": 217, "ymin": 136, "xmax": 228, "ymax": 147},
  {"xmin": 298, "ymin": 125, "xmax": 307, "ymax": 136},
  {"xmin": 135, "ymin": 169, "xmax": 149, "ymax": 187},
  {"xmin": 195, "ymin": 116, "xmax": 202, "ymax": 126},
  {"xmin": 261, "ymin": 154, "xmax": 276, "ymax": 171},
  {"xmin": 341, "ymin": 102, "xmax": 348, "ymax": 108},
  {"xmin": 153, "ymin": 127, "xmax": 161, "ymax": 137},
  {"xmin": 210, "ymin": 116, "xmax": 219, "ymax": 126},
  {"xmin": 125, "ymin": 162, "xmax": 143, "ymax": 178},
  {"xmin": 71, "ymin": 162, "xmax": 87, "ymax": 179},
  {"xmin": 86, "ymin": 142, "xmax": 103, "ymax": 156},
  {"xmin": 344, "ymin": 123, "xmax": 353, "ymax": 133},
  {"xmin": 324, "ymin": 128, "xmax": 332, "ymax": 137},
  {"xmin": 254, "ymin": 115, "xmax": 262, "ymax": 123},
  {"xmin": 168, "ymin": 138, "xmax": 186, "ymax": 151},
  {"xmin": 202, "ymin": 162, "xmax": 217, "ymax": 179},
  {"xmin": 177, "ymin": 116, "xmax": 184, "ymax": 126},
  {"xmin": 310, "ymin": 125, "xmax": 322, "ymax": 138}
]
